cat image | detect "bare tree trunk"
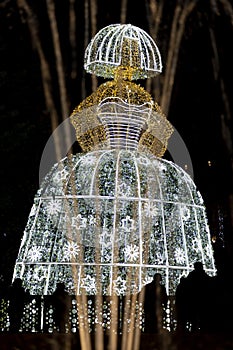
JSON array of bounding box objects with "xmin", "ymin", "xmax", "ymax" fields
[
  {"xmin": 90, "ymin": 0, "xmax": 98, "ymax": 92},
  {"xmin": 17, "ymin": 0, "xmax": 62, "ymax": 162},
  {"xmin": 219, "ymin": 0, "xmax": 233, "ymax": 24},
  {"xmin": 120, "ymin": 0, "xmax": 127, "ymax": 24},
  {"xmin": 0, "ymin": 0, "xmax": 11, "ymax": 8},
  {"xmin": 69, "ymin": 0, "xmax": 77, "ymax": 79},
  {"xmin": 82, "ymin": 0, "xmax": 90, "ymax": 100},
  {"xmin": 46, "ymin": 0, "xmax": 72, "ymax": 153},
  {"xmin": 146, "ymin": 0, "xmax": 164, "ymax": 101},
  {"xmin": 161, "ymin": 0, "xmax": 197, "ymax": 116}
]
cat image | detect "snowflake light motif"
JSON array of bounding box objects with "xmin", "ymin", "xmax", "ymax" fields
[
  {"xmin": 27, "ymin": 246, "xmax": 43, "ymax": 262},
  {"xmin": 99, "ymin": 228, "xmax": 113, "ymax": 248},
  {"xmin": 118, "ymin": 182, "xmax": 133, "ymax": 197},
  {"xmin": 124, "ymin": 244, "xmax": 139, "ymax": 262},
  {"xmin": 80, "ymin": 275, "xmax": 97, "ymax": 294},
  {"xmin": 121, "ymin": 216, "xmax": 135, "ymax": 232},
  {"xmin": 63, "ymin": 241, "xmax": 80, "ymax": 261},
  {"xmin": 46, "ymin": 199, "xmax": 61, "ymax": 215},
  {"xmin": 71, "ymin": 214, "xmax": 87, "ymax": 229},
  {"xmin": 174, "ymin": 247, "xmax": 186, "ymax": 264},
  {"xmin": 34, "ymin": 266, "xmax": 47, "ymax": 282},
  {"xmin": 143, "ymin": 202, "xmax": 158, "ymax": 217},
  {"xmin": 113, "ymin": 276, "xmax": 127, "ymax": 296},
  {"xmin": 53, "ymin": 168, "xmax": 69, "ymax": 184}
]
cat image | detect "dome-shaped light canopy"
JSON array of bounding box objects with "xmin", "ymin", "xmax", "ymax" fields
[
  {"xmin": 84, "ymin": 24, "xmax": 162, "ymax": 80},
  {"xmin": 14, "ymin": 150, "xmax": 216, "ymax": 296}
]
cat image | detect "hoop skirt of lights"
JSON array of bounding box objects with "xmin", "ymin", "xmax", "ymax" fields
[{"xmin": 13, "ymin": 24, "xmax": 216, "ymax": 298}]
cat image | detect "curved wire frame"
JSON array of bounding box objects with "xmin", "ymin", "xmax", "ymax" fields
[
  {"xmin": 13, "ymin": 23, "xmax": 216, "ymax": 303},
  {"xmin": 71, "ymin": 98, "xmax": 173, "ymax": 157},
  {"xmin": 13, "ymin": 150, "xmax": 216, "ymax": 296},
  {"xmin": 84, "ymin": 24, "xmax": 162, "ymax": 80}
]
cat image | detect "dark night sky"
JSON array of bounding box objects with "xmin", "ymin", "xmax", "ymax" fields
[{"xmin": 0, "ymin": 0, "xmax": 233, "ymax": 284}]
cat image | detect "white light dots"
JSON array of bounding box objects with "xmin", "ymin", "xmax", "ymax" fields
[{"xmin": 14, "ymin": 150, "xmax": 216, "ymax": 296}]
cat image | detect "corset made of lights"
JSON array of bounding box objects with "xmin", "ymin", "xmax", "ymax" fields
[{"xmin": 13, "ymin": 24, "xmax": 216, "ymax": 296}]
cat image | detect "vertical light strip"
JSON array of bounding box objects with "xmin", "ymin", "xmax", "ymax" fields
[
  {"xmin": 192, "ymin": 207, "xmax": 205, "ymax": 265},
  {"xmin": 179, "ymin": 205, "xmax": 190, "ymax": 271},
  {"xmin": 89, "ymin": 150, "xmax": 106, "ymax": 194},
  {"xmin": 77, "ymin": 265, "xmax": 82, "ymax": 295},
  {"xmin": 133, "ymin": 153, "xmax": 142, "ymax": 291},
  {"xmin": 202, "ymin": 207, "xmax": 216, "ymax": 273},
  {"xmin": 44, "ymin": 263, "xmax": 51, "ymax": 294},
  {"xmin": 110, "ymin": 149, "xmax": 121, "ymax": 294},
  {"xmin": 155, "ymin": 162, "xmax": 169, "ymax": 294},
  {"xmin": 21, "ymin": 198, "xmax": 42, "ymax": 263}
]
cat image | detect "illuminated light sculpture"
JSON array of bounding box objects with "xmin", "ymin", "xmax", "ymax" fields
[
  {"xmin": 13, "ymin": 24, "xmax": 216, "ymax": 302},
  {"xmin": 84, "ymin": 23, "xmax": 162, "ymax": 80}
]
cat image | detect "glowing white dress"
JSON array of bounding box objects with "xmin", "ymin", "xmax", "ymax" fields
[{"xmin": 13, "ymin": 24, "xmax": 216, "ymax": 297}]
